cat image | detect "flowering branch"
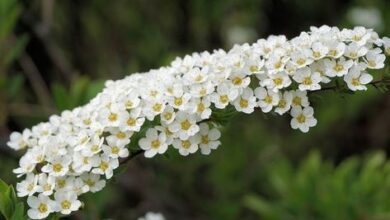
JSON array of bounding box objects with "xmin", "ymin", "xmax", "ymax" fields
[{"xmin": 5, "ymin": 25, "xmax": 390, "ymax": 219}]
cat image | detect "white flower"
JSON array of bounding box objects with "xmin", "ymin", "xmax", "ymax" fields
[
  {"xmin": 290, "ymin": 50, "xmax": 313, "ymax": 68},
  {"xmin": 344, "ymin": 65, "xmax": 373, "ymax": 91},
  {"xmin": 189, "ymin": 97, "xmax": 212, "ymax": 119},
  {"xmin": 160, "ymin": 106, "xmax": 176, "ymax": 124},
  {"xmin": 290, "ymin": 106, "xmax": 317, "ymax": 132},
  {"xmin": 102, "ymin": 138, "xmax": 129, "ymax": 159},
  {"xmin": 7, "ymin": 129, "xmax": 31, "ymax": 150},
  {"xmin": 138, "ymin": 212, "xmax": 166, "ymax": 220},
  {"xmin": 139, "ymin": 128, "xmax": 168, "ymax": 158},
  {"xmin": 98, "ymin": 104, "xmax": 128, "ymax": 127},
  {"xmin": 383, "ymin": 37, "xmax": 390, "ymax": 55},
  {"xmin": 261, "ymin": 71, "xmax": 291, "ymax": 92},
  {"xmin": 324, "ymin": 57, "xmax": 354, "ymax": 77},
  {"xmin": 172, "ymin": 136, "xmax": 200, "ymax": 156},
  {"xmin": 37, "ymin": 173, "xmax": 56, "ymax": 196},
  {"xmin": 265, "ymin": 54, "xmax": 289, "ymax": 73},
  {"xmin": 365, "ymin": 48, "xmax": 386, "ymax": 69},
  {"xmin": 72, "ymin": 153, "xmax": 99, "ymax": 173},
  {"xmin": 142, "ymin": 99, "xmax": 166, "ymax": 121},
  {"xmin": 75, "ymin": 134, "xmax": 104, "ymax": 157},
  {"xmin": 310, "ymin": 42, "xmax": 329, "ymax": 60},
  {"xmin": 198, "ymin": 123, "xmax": 221, "ymax": 155},
  {"xmin": 229, "ymin": 72, "xmax": 251, "ymax": 88},
  {"xmin": 233, "ymin": 88, "xmax": 257, "ymax": 114},
  {"xmin": 120, "ymin": 108, "xmax": 145, "ymax": 132},
  {"xmin": 53, "ymin": 191, "xmax": 81, "ymax": 215},
  {"xmin": 105, "ymin": 129, "xmax": 132, "ymax": 147},
  {"xmin": 293, "ymin": 67, "xmax": 322, "ymax": 91},
  {"xmin": 81, "ymin": 173, "xmax": 106, "ymax": 193},
  {"xmin": 291, "ymin": 90, "xmax": 309, "ymax": 108},
  {"xmin": 167, "ymin": 87, "xmax": 192, "ymax": 111},
  {"xmin": 210, "ymin": 83, "xmax": 239, "ymax": 109},
  {"xmin": 120, "ymin": 91, "xmax": 141, "ymax": 110},
  {"xmin": 344, "ymin": 42, "xmax": 368, "ymax": 59},
  {"xmin": 17, "ymin": 173, "xmax": 38, "ymax": 197},
  {"xmin": 168, "ymin": 112, "xmax": 199, "ymax": 140},
  {"xmin": 71, "ymin": 177, "xmax": 89, "ymax": 195},
  {"xmin": 184, "ymin": 67, "xmax": 209, "ymax": 84},
  {"xmin": 27, "ymin": 194, "xmax": 55, "ymax": 219},
  {"xmin": 326, "ymin": 41, "xmax": 346, "ymax": 58},
  {"xmin": 275, "ymin": 91, "xmax": 293, "ymax": 115},
  {"xmin": 41, "ymin": 156, "xmax": 71, "ymax": 177},
  {"xmin": 92, "ymin": 155, "xmax": 119, "ymax": 179},
  {"xmin": 254, "ymin": 87, "xmax": 279, "ymax": 113},
  {"xmin": 310, "ymin": 61, "xmax": 330, "ymax": 83}
]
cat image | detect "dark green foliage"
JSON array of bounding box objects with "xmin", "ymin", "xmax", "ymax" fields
[
  {"xmin": 0, "ymin": 179, "xmax": 25, "ymax": 220},
  {"xmin": 244, "ymin": 152, "xmax": 390, "ymax": 220}
]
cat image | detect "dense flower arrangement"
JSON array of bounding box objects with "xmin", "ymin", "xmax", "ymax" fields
[{"xmin": 6, "ymin": 25, "xmax": 390, "ymax": 219}]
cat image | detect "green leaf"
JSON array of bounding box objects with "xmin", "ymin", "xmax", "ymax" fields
[
  {"xmin": 0, "ymin": 180, "xmax": 12, "ymax": 219},
  {"xmin": 69, "ymin": 76, "xmax": 90, "ymax": 107},
  {"xmin": 5, "ymin": 74, "xmax": 24, "ymax": 99},
  {"xmin": 10, "ymin": 202, "xmax": 25, "ymax": 220},
  {"xmin": 3, "ymin": 34, "xmax": 29, "ymax": 66},
  {"xmin": 52, "ymin": 83, "xmax": 70, "ymax": 111}
]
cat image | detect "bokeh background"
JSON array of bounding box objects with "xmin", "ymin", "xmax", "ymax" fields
[{"xmin": 1, "ymin": 0, "xmax": 390, "ymax": 219}]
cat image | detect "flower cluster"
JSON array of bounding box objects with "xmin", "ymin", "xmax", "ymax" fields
[{"xmin": 7, "ymin": 25, "xmax": 388, "ymax": 219}]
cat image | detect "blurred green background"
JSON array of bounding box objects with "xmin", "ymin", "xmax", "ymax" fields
[{"xmin": 1, "ymin": 0, "xmax": 390, "ymax": 219}]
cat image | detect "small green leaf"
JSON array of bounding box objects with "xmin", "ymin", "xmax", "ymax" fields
[{"xmin": 52, "ymin": 83, "xmax": 70, "ymax": 111}]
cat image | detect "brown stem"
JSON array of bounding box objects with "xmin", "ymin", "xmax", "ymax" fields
[
  {"xmin": 18, "ymin": 52, "xmax": 54, "ymax": 107},
  {"xmin": 314, "ymin": 79, "xmax": 390, "ymax": 92},
  {"xmin": 119, "ymin": 149, "xmax": 144, "ymax": 165}
]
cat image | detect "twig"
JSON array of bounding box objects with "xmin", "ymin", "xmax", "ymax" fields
[
  {"xmin": 119, "ymin": 149, "xmax": 144, "ymax": 165},
  {"xmin": 8, "ymin": 103, "xmax": 58, "ymax": 117},
  {"xmin": 18, "ymin": 51, "xmax": 54, "ymax": 108},
  {"xmin": 314, "ymin": 79, "xmax": 390, "ymax": 93}
]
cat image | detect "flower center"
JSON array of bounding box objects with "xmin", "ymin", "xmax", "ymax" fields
[
  {"xmin": 38, "ymin": 203, "xmax": 48, "ymax": 213},
  {"xmin": 152, "ymin": 103, "xmax": 162, "ymax": 112},
  {"xmin": 333, "ymin": 63, "xmax": 344, "ymax": 72},
  {"xmin": 250, "ymin": 65, "xmax": 258, "ymax": 72},
  {"xmin": 116, "ymin": 132, "xmax": 126, "ymax": 139},
  {"xmin": 232, "ymin": 77, "xmax": 243, "ymax": 85},
  {"xmin": 297, "ymin": 114, "xmax": 306, "ymax": 123},
  {"xmin": 43, "ymin": 184, "xmax": 52, "ymax": 192},
  {"xmin": 111, "ymin": 146, "xmax": 120, "ymax": 154},
  {"xmin": 296, "ymin": 58, "xmax": 306, "ymax": 65},
  {"xmin": 151, "ymin": 140, "xmax": 161, "ymax": 149},
  {"xmin": 239, "ymin": 99, "xmax": 248, "ymax": 108},
  {"xmin": 219, "ymin": 95, "xmax": 229, "ymax": 103},
  {"xmin": 278, "ymin": 99, "xmax": 286, "ymax": 108},
  {"xmin": 174, "ymin": 97, "xmax": 183, "ymax": 106},
  {"xmin": 181, "ymin": 140, "xmax": 191, "ymax": 149},
  {"xmin": 273, "ymin": 78, "xmax": 283, "ymax": 86},
  {"xmin": 53, "ymin": 163, "xmax": 63, "ymax": 173},
  {"xmin": 302, "ymin": 77, "xmax": 312, "ymax": 85},
  {"xmin": 264, "ymin": 95, "xmax": 273, "ymax": 104},
  {"xmin": 201, "ymin": 135, "xmax": 210, "ymax": 144},
  {"xmin": 293, "ymin": 96, "xmax": 301, "ymax": 106},
  {"xmin": 197, "ymin": 103, "xmax": 205, "ymax": 112},
  {"xmin": 108, "ymin": 113, "xmax": 118, "ymax": 122},
  {"xmin": 181, "ymin": 120, "xmax": 191, "ymax": 130},
  {"xmin": 351, "ymin": 78, "xmax": 360, "ymax": 86},
  {"xmin": 61, "ymin": 200, "xmax": 71, "ymax": 210},
  {"xmin": 127, "ymin": 118, "xmax": 136, "ymax": 126},
  {"xmin": 99, "ymin": 162, "xmax": 109, "ymax": 171}
]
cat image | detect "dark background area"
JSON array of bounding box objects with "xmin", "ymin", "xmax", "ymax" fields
[{"xmin": 1, "ymin": 0, "xmax": 390, "ymax": 219}]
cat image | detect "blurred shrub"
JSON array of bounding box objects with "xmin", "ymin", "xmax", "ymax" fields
[{"xmin": 244, "ymin": 151, "xmax": 390, "ymax": 220}]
